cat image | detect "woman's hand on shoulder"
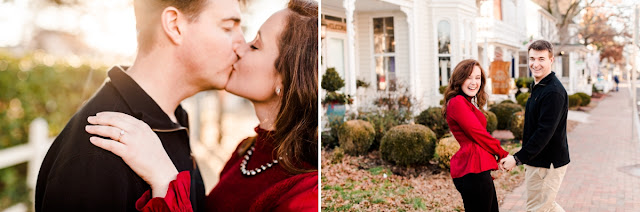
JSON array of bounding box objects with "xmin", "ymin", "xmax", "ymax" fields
[{"xmin": 85, "ymin": 112, "xmax": 178, "ymax": 197}]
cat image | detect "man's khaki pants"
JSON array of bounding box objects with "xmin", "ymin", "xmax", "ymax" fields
[{"xmin": 524, "ymin": 164, "xmax": 568, "ymax": 212}]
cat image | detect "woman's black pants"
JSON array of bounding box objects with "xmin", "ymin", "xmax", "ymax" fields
[{"xmin": 452, "ymin": 170, "xmax": 499, "ymax": 212}]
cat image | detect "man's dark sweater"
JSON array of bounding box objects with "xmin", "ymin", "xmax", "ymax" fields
[
  {"xmin": 35, "ymin": 66, "xmax": 205, "ymax": 211},
  {"xmin": 515, "ymin": 72, "xmax": 571, "ymax": 168}
]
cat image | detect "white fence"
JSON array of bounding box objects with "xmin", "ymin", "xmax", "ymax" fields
[{"xmin": 0, "ymin": 118, "xmax": 54, "ymax": 212}]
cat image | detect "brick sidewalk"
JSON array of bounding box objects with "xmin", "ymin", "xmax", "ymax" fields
[{"xmin": 500, "ymin": 84, "xmax": 640, "ymax": 211}]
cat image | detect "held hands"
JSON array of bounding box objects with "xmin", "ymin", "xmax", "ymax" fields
[
  {"xmin": 85, "ymin": 112, "xmax": 178, "ymax": 197},
  {"xmin": 498, "ymin": 155, "xmax": 517, "ymax": 172}
]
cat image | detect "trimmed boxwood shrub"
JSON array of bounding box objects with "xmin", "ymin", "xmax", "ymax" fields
[
  {"xmin": 483, "ymin": 110, "xmax": 498, "ymax": 134},
  {"xmin": 489, "ymin": 103, "xmax": 523, "ymax": 130},
  {"xmin": 568, "ymin": 94, "xmax": 582, "ymax": 108},
  {"xmin": 321, "ymin": 116, "xmax": 344, "ymax": 149},
  {"xmin": 358, "ymin": 109, "xmax": 412, "ymax": 151},
  {"xmin": 575, "ymin": 92, "xmax": 591, "ymax": 106},
  {"xmin": 380, "ymin": 124, "xmax": 437, "ymax": 166},
  {"xmin": 338, "ymin": 120, "xmax": 375, "ymax": 156},
  {"xmin": 415, "ymin": 107, "xmax": 449, "ymax": 138},
  {"xmin": 501, "ymin": 99, "xmax": 515, "ymax": 104},
  {"xmin": 434, "ymin": 136, "xmax": 460, "ymax": 169},
  {"xmin": 516, "ymin": 92, "xmax": 530, "ymax": 107},
  {"xmin": 439, "ymin": 85, "xmax": 448, "ymax": 94},
  {"xmin": 509, "ymin": 111, "xmax": 525, "ymax": 141},
  {"xmin": 331, "ymin": 147, "xmax": 345, "ymax": 164}
]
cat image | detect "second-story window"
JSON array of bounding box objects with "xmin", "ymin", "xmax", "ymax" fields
[{"xmin": 438, "ymin": 20, "xmax": 452, "ymax": 86}]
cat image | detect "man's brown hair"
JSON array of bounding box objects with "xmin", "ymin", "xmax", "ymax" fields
[
  {"xmin": 528, "ymin": 40, "xmax": 554, "ymax": 58},
  {"xmin": 134, "ymin": 0, "xmax": 210, "ymax": 53}
]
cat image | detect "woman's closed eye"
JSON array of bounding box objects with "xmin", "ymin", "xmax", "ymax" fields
[{"xmin": 251, "ymin": 45, "xmax": 258, "ymax": 50}]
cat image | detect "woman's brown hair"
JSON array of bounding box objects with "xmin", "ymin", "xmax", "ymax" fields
[
  {"xmin": 272, "ymin": 0, "xmax": 318, "ymax": 174},
  {"xmin": 441, "ymin": 59, "xmax": 488, "ymax": 117}
]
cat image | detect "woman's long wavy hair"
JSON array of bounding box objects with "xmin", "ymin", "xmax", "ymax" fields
[
  {"xmin": 441, "ymin": 59, "xmax": 488, "ymax": 117},
  {"xmin": 271, "ymin": 0, "xmax": 318, "ymax": 174}
]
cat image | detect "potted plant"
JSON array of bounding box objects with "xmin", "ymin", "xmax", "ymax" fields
[{"xmin": 321, "ymin": 68, "xmax": 353, "ymax": 118}]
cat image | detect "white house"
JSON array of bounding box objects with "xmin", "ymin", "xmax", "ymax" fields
[
  {"xmin": 554, "ymin": 24, "xmax": 598, "ymax": 95},
  {"xmin": 321, "ymin": 0, "xmax": 479, "ymax": 112}
]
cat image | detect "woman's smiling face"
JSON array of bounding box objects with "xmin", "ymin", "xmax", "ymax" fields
[{"xmin": 462, "ymin": 65, "xmax": 482, "ymax": 97}]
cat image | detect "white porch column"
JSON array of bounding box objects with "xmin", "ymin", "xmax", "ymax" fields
[
  {"xmin": 401, "ymin": 5, "xmax": 417, "ymax": 98},
  {"xmin": 343, "ymin": 0, "xmax": 357, "ymax": 109}
]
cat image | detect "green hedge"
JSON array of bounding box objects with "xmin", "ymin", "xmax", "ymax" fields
[
  {"xmin": 0, "ymin": 51, "xmax": 106, "ymax": 208},
  {"xmin": 380, "ymin": 124, "xmax": 437, "ymax": 166},
  {"xmin": 415, "ymin": 107, "xmax": 449, "ymax": 138},
  {"xmin": 574, "ymin": 92, "xmax": 590, "ymax": 106},
  {"xmin": 434, "ymin": 136, "xmax": 460, "ymax": 169},
  {"xmin": 483, "ymin": 110, "xmax": 498, "ymax": 134},
  {"xmin": 509, "ymin": 111, "xmax": 525, "ymax": 141},
  {"xmin": 569, "ymin": 94, "xmax": 582, "ymax": 108},
  {"xmin": 338, "ymin": 120, "xmax": 375, "ymax": 156},
  {"xmin": 489, "ymin": 103, "xmax": 524, "ymax": 130},
  {"xmin": 357, "ymin": 109, "xmax": 412, "ymax": 151},
  {"xmin": 516, "ymin": 92, "xmax": 530, "ymax": 108}
]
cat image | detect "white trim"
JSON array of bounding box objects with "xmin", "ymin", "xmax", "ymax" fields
[
  {"xmin": 322, "ymin": 6, "xmax": 347, "ymax": 18},
  {"xmin": 344, "ymin": 0, "xmax": 357, "ymax": 108},
  {"xmin": 380, "ymin": 0, "xmax": 412, "ymax": 8},
  {"xmin": 400, "ymin": 4, "xmax": 417, "ymax": 96}
]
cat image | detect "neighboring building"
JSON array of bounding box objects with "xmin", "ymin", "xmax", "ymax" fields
[
  {"xmin": 555, "ymin": 24, "xmax": 597, "ymax": 95},
  {"xmin": 476, "ymin": 0, "xmax": 528, "ymax": 102},
  {"xmin": 521, "ymin": 0, "xmax": 559, "ymax": 78},
  {"xmin": 521, "ymin": 1, "xmax": 598, "ymax": 95}
]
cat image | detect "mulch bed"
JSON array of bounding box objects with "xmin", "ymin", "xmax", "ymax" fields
[{"xmin": 322, "ymin": 143, "xmax": 525, "ymax": 211}]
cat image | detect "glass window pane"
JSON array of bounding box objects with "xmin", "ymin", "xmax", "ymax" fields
[
  {"xmin": 386, "ymin": 56, "xmax": 396, "ymax": 91},
  {"xmin": 374, "ymin": 18, "xmax": 383, "ymax": 34},
  {"xmin": 374, "ymin": 34, "xmax": 385, "ymax": 53},
  {"xmin": 375, "ymin": 56, "xmax": 386, "ymax": 90},
  {"xmin": 438, "ymin": 21, "xmax": 451, "ymax": 54},
  {"xmin": 327, "ymin": 38, "xmax": 346, "ymax": 91},
  {"xmin": 439, "ymin": 57, "xmax": 451, "ymax": 86},
  {"xmin": 375, "ymin": 56, "xmax": 397, "ymax": 91},
  {"xmin": 385, "ymin": 17, "xmax": 394, "ymax": 35},
  {"xmin": 386, "ymin": 35, "xmax": 395, "ymax": 53},
  {"xmin": 519, "ymin": 66, "xmax": 528, "ymax": 78}
]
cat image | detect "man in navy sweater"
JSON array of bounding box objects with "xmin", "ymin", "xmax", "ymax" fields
[{"xmin": 501, "ymin": 40, "xmax": 570, "ymax": 212}]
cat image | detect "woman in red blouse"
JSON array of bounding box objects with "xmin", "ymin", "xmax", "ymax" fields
[
  {"xmin": 84, "ymin": 0, "xmax": 318, "ymax": 211},
  {"xmin": 442, "ymin": 59, "xmax": 515, "ymax": 211}
]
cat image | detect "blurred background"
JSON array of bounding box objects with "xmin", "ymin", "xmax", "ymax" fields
[{"xmin": 0, "ymin": 0, "xmax": 288, "ymax": 211}]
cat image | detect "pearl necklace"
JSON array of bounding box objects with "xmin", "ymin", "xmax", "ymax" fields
[{"xmin": 240, "ymin": 145, "xmax": 283, "ymax": 176}]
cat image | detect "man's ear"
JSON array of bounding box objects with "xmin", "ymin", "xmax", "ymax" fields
[{"xmin": 161, "ymin": 7, "xmax": 185, "ymax": 45}]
